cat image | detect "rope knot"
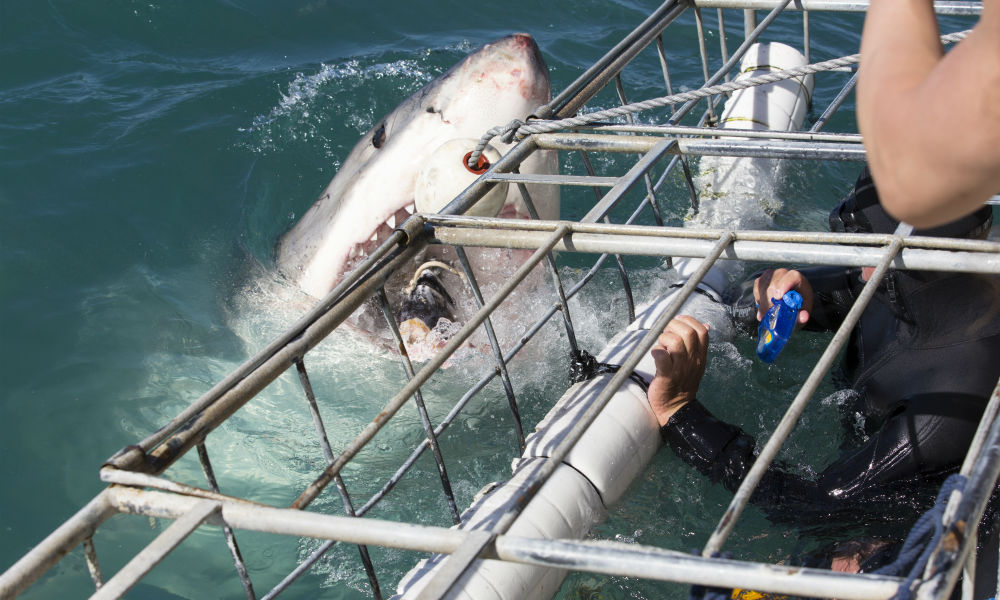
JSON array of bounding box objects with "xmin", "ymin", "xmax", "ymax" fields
[
  {"xmin": 498, "ymin": 118, "xmax": 526, "ymax": 143},
  {"xmin": 466, "ymin": 119, "xmax": 526, "ymax": 169},
  {"xmin": 568, "ymin": 349, "xmax": 649, "ymax": 392}
]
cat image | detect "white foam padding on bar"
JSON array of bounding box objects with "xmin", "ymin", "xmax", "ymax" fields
[
  {"xmin": 395, "ymin": 331, "xmax": 668, "ymax": 599},
  {"xmin": 394, "ymin": 459, "xmax": 606, "ymax": 599},
  {"xmin": 520, "ymin": 354, "xmax": 660, "ymax": 505}
]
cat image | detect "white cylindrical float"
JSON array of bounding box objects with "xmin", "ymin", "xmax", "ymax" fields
[
  {"xmin": 415, "ymin": 139, "xmax": 508, "ymax": 217},
  {"xmin": 674, "ymin": 41, "xmax": 815, "ymax": 326},
  {"xmin": 718, "ymin": 41, "xmax": 813, "ymax": 133}
]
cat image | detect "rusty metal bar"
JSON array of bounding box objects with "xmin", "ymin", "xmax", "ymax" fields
[
  {"xmin": 83, "ymin": 537, "xmax": 104, "ymax": 592},
  {"xmin": 104, "ymin": 217, "xmax": 431, "ymax": 476},
  {"xmin": 197, "ymin": 444, "xmax": 256, "ymax": 600},
  {"xmin": 0, "ymin": 489, "xmax": 116, "ymax": 599},
  {"xmin": 91, "ymin": 500, "xmax": 220, "ymax": 600}
]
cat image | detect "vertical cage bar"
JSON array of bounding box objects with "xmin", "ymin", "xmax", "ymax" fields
[
  {"xmin": 83, "ymin": 537, "xmax": 104, "ymax": 591},
  {"xmin": 513, "ymin": 179, "xmax": 585, "ymax": 356},
  {"xmin": 655, "ymin": 35, "xmax": 677, "ymax": 112},
  {"xmin": 578, "ymin": 142, "xmax": 638, "ymax": 322},
  {"xmin": 803, "ymin": 9, "xmax": 811, "ymax": 63},
  {"xmin": 718, "ymin": 8, "xmax": 731, "ymax": 80},
  {"xmin": 613, "ymin": 75, "xmax": 667, "ymax": 228},
  {"xmin": 694, "ymin": 6, "xmax": 718, "ymax": 122},
  {"xmin": 373, "ymin": 291, "xmax": 463, "ymax": 524},
  {"xmin": 196, "ymin": 443, "xmax": 257, "ymax": 600},
  {"xmin": 744, "ymin": 8, "xmax": 757, "ymax": 39},
  {"xmin": 292, "ymin": 359, "xmax": 385, "ymax": 598},
  {"xmin": 453, "ymin": 247, "xmax": 527, "ymax": 452}
]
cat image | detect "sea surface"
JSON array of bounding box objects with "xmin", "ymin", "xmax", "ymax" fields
[{"xmin": 0, "ymin": 2, "xmax": 988, "ymax": 599}]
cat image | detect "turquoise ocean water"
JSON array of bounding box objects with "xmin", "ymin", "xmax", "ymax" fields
[{"xmin": 1, "ymin": 2, "xmax": 990, "ymax": 599}]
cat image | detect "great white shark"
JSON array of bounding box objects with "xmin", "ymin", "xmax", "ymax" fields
[{"xmin": 276, "ymin": 34, "xmax": 558, "ymax": 356}]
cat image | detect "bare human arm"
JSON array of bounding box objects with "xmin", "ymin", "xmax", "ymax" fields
[{"xmin": 857, "ymin": 0, "xmax": 1000, "ymax": 228}]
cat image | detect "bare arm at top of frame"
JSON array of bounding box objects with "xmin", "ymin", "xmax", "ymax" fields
[{"xmin": 857, "ymin": 0, "xmax": 1000, "ymax": 228}]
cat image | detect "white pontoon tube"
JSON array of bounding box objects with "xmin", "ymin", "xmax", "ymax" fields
[{"xmin": 394, "ymin": 42, "xmax": 814, "ymax": 599}]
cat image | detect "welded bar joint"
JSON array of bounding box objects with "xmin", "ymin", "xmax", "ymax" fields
[{"xmin": 91, "ymin": 500, "xmax": 220, "ymax": 600}]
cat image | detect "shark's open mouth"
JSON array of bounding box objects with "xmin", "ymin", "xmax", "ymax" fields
[
  {"xmin": 274, "ymin": 33, "xmax": 559, "ymax": 362},
  {"xmin": 339, "ymin": 202, "xmax": 418, "ymax": 281}
]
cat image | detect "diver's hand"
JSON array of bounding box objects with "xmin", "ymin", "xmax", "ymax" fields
[
  {"xmin": 753, "ymin": 268, "xmax": 813, "ymax": 326},
  {"xmin": 648, "ymin": 316, "xmax": 710, "ymax": 427}
]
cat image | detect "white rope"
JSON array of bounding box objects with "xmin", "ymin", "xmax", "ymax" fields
[
  {"xmin": 468, "ymin": 29, "xmax": 971, "ymax": 168},
  {"xmin": 403, "ymin": 260, "xmax": 465, "ymax": 294}
]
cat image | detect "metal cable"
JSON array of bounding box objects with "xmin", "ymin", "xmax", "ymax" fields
[{"xmin": 468, "ymin": 29, "xmax": 970, "ymax": 168}]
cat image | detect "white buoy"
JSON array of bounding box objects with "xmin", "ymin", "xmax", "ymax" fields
[
  {"xmin": 718, "ymin": 42, "xmax": 813, "ymax": 133},
  {"xmin": 415, "ymin": 139, "xmax": 508, "ymax": 217}
]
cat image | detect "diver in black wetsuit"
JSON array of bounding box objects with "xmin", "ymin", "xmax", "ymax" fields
[{"xmin": 648, "ymin": 168, "xmax": 1000, "ymax": 579}]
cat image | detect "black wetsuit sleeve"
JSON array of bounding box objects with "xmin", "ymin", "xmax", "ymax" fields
[
  {"xmin": 660, "ymin": 400, "xmax": 761, "ymax": 489},
  {"xmin": 661, "ymin": 394, "xmax": 983, "ymax": 520},
  {"xmin": 661, "ymin": 400, "xmax": 815, "ymax": 511},
  {"xmin": 798, "ymin": 266, "xmax": 859, "ymax": 333}
]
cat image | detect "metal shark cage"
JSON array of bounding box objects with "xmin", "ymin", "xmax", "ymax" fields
[{"xmin": 3, "ymin": 1, "xmax": 999, "ymax": 599}]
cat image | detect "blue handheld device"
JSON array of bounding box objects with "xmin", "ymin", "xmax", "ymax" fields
[{"xmin": 756, "ymin": 290, "xmax": 803, "ymax": 364}]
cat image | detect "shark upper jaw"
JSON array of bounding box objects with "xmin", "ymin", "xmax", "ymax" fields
[{"xmin": 275, "ymin": 33, "xmax": 553, "ymax": 301}]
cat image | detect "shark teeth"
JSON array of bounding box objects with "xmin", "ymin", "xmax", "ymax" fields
[{"xmin": 353, "ymin": 205, "xmax": 420, "ymax": 268}]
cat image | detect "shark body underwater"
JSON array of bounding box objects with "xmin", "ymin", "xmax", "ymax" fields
[{"xmin": 275, "ymin": 33, "xmax": 559, "ymax": 358}]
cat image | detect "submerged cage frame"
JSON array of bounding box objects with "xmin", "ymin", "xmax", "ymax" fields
[{"xmin": 3, "ymin": 1, "xmax": 998, "ymax": 599}]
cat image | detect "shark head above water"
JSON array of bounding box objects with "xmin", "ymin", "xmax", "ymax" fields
[{"xmin": 276, "ymin": 33, "xmax": 558, "ymax": 303}]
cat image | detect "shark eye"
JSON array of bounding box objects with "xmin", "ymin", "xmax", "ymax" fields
[{"xmin": 372, "ymin": 123, "xmax": 386, "ymax": 149}]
